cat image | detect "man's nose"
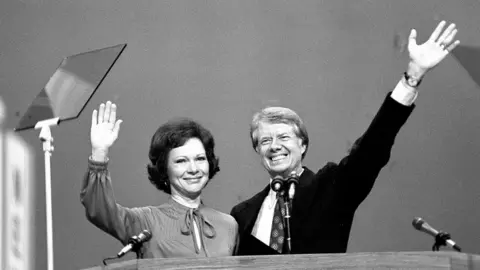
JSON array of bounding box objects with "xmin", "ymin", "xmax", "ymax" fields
[{"xmin": 269, "ymin": 138, "xmax": 282, "ymax": 151}]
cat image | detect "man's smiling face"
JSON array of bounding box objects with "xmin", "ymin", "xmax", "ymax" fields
[{"xmin": 255, "ymin": 122, "xmax": 306, "ymax": 178}]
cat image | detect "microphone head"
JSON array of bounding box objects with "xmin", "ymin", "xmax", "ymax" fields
[
  {"xmin": 287, "ymin": 171, "xmax": 299, "ymax": 184},
  {"xmin": 273, "ymin": 175, "xmax": 284, "ymax": 181},
  {"xmin": 273, "ymin": 182, "xmax": 282, "ymax": 191},
  {"xmin": 140, "ymin": 230, "xmax": 152, "ymax": 241},
  {"xmin": 412, "ymin": 217, "xmax": 439, "ymax": 237},
  {"xmin": 412, "ymin": 217, "xmax": 424, "ymax": 230},
  {"xmin": 271, "ymin": 176, "xmax": 284, "ymax": 192}
]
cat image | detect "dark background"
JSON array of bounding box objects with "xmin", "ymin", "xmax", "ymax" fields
[{"xmin": 1, "ymin": 1, "xmax": 480, "ymax": 269}]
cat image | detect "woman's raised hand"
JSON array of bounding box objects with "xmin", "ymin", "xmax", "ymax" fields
[{"xmin": 90, "ymin": 101, "xmax": 122, "ymax": 158}]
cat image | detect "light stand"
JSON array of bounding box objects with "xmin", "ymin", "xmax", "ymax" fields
[
  {"xmin": 12, "ymin": 43, "xmax": 127, "ymax": 270},
  {"xmin": 34, "ymin": 117, "xmax": 59, "ymax": 270}
]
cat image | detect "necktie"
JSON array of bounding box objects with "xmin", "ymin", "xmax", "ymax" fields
[{"xmin": 269, "ymin": 193, "xmax": 285, "ymax": 253}]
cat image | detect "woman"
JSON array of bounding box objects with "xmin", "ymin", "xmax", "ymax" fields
[{"xmin": 80, "ymin": 101, "xmax": 238, "ymax": 258}]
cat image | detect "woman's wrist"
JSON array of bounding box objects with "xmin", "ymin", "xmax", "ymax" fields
[{"xmin": 91, "ymin": 148, "xmax": 109, "ymax": 162}]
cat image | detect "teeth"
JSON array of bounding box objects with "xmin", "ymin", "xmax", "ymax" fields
[{"xmin": 271, "ymin": 155, "xmax": 286, "ymax": 161}]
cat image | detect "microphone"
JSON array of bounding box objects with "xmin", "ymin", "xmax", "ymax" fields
[
  {"xmin": 117, "ymin": 230, "xmax": 152, "ymax": 258},
  {"xmin": 412, "ymin": 217, "xmax": 461, "ymax": 252},
  {"xmin": 270, "ymin": 175, "xmax": 285, "ymax": 192},
  {"xmin": 287, "ymin": 171, "xmax": 299, "ymax": 201}
]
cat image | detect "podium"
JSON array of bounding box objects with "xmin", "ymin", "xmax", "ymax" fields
[{"xmin": 81, "ymin": 251, "xmax": 480, "ymax": 270}]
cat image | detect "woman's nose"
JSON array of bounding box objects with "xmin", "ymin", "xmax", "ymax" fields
[{"xmin": 187, "ymin": 160, "xmax": 199, "ymax": 173}]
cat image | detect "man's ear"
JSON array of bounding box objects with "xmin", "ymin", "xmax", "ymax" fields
[{"xmin": 299, "ymin": 139, "xmax": 306, "ymax": 155}]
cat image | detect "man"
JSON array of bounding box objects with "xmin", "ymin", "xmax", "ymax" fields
[{"xmin": 230, "ymin": 21, "xmax": 460, "ymax": 255}]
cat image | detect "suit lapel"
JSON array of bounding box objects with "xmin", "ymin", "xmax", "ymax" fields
[
  {"xmin": 237, "ymin": 184, "xmax": 279, "ymax": 255},
  {"xmin": 238, "ymin": 185, "xmax": 270, "ymax": 235},
  {"xmin": 291, "ymin": 167, "xmax": 316, "ymax": 222}
]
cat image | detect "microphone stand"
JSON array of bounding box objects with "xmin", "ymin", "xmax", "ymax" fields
[
  {"xmin": 103, "ymin": 235, "xmax": 147, "ymax": 266},
  {"xmin": 282, "ymin": 173, "xmax": 298, "ymax": 254},
  {"xmin": 432, "ymin": 231, "xmax": 461, "ymax": 252},
  {"xmin": 131, "ymin": 237, "xmax": 145, "ymax": 259},
  {"xmin": 271, "ymin": 174, "xmax": 297, "ymax": 254},
  {"xmin": 281, "ymin": 191, "xmax": 292, "ymax": 254}
]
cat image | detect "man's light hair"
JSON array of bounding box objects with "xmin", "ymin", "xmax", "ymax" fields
[{"xmin": 250, "ymin": 106, "xmax": 309, "ymax": 159}]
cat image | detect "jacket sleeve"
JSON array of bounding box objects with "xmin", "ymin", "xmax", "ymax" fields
[
  {"xmin": 80, "ymin": 157, "xmax": 152, "ymax": 245},
  {"xmin": 230, "ymin": 218, "xmax": 240, "ymax": 255},
  {"xmin": 332, "ymin": 93, "xmax": 414, "ymax": 209}
]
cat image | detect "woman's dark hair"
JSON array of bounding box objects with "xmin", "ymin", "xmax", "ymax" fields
[{"xmin": 146, "ymin": 118, "xmax": 220, "ymax": 194}]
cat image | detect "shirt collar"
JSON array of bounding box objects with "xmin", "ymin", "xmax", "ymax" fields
[{"xmin": 171, "ymin": 194, "xmax": 201, "ymax": 209}]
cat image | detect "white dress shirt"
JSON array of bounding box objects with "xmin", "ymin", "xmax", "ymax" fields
[{"xmin": 251, "ymin": 80, "xmax": 418, "ymax": 246}]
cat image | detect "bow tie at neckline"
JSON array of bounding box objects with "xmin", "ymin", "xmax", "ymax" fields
[
  {"xmin": 181, "ymin": 208, "xmax": 216, "ymax": 238},
  {"xmin": 180, "ymin": 207, "xmax": 216, "ymax": 256}
]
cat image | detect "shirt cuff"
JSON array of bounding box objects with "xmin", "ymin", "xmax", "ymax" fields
[
  {"xmin": 88, "ymin": 156, "xmax": 109, "ymax": 171},
  {"xmin": 390, "ymin": 79, "xmax": 418, "ymax": 106}
]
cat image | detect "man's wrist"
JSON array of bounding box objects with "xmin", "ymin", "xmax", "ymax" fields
[
  {"xmin": 403, "ymin": 61, "xmax": 428, "ymax": 88},
  {"xmin": 407, "ymin": 61, "xmax": 427, "ymax": 80}
]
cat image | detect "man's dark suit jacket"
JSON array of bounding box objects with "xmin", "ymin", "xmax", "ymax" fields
[{"xmin": 230, "ymin": 93, "xmax": 415, "ymax": 255}]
